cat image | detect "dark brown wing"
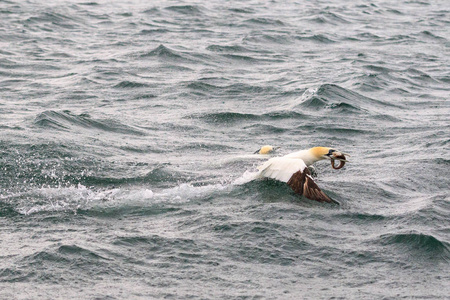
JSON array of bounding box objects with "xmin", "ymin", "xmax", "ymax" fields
[
  {"xmin": 287, "ymin": 170, "xmax": 306, "ymax": 195},
  {"xmin": 287, "ymin": 169, "xmax": 338, "ymax": 204},
  {"xmin": 303, "ymin": 174, "xmax": 336, "ymax": 203}
]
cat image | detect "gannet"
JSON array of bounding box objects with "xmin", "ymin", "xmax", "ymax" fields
[
  {"xmin": 255, "ymin": 147, "xmax": 348, "ymax": 204},
  {"xmin": 254, "ymin": 145, "xmax": 280, "ymax": 155}
]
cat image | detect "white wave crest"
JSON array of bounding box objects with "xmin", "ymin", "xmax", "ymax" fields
[{"xmin": 3, "ymin": 182, "xmax": 233, "ymax": 215}]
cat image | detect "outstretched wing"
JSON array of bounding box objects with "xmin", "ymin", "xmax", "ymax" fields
[
  {"xmin": 257, "ymin": 157, "xmax": 307, "ymax": 182},
  {"xmin": 257, "ymin": 157, "xmax": 337, "ymax": 203},
  {"xmin": 287, "ymin": 169, "xmax": 337, "ymax": 203}
]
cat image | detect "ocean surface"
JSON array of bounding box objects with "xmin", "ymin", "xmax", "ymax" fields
[{"xmin": 1, "ymin": 0, "xmax": 449, "ymax": 299}]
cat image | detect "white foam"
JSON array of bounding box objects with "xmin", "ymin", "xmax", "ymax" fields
[
  {"xmin": 5, "ymin": 181, "xmax": 235, "ymax": 215},
  {"xmin": 156, "ymin": 183, "xmax": 227, "ymax": 201},
  {"xmin": 300, "ymin": 87, "xmax": 318, "ymax": 101},
  {"xmin": 12, "ymin": 183, "xmax": 121, "ymax": 215},
  {"xmin": 232, "ymin": 170, "xmax": 259, "ymax": 185}
]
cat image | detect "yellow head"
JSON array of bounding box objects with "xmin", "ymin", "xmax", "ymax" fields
[
  {"xmin": 309, "ymin": 147, "xmax": 349, "ymax": 161},
  {"xmin": 310, "ymin": 147, "xmax": 332, "ymax": 159},
  {"xmin": 255, "ymin": 145, "xmax": 280, "ymax": 154}
]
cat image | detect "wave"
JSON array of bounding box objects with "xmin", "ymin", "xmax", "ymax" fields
[
  {"xmin": 187, "ymin": 81, "xmax": 275, "ymax": 96},
  {"xmin": 244, "ymin": 18, "xmax": 286, "ymax": 26},
  {"xmin": 295, "ymin": 84, "xmax": 402, "ymax": 116},
  {"xmin": 219, "ymin": 54, "xmax": 263, "ymax": 63},
  {"xmin": 72, "ymin": 164, "xmax": 195, "ymax": 188},
  {"xmin": 299, "ymin": 96, "xmax": 361, "ymax": 113},
  {"xmin": 7, "ymin": 244, "xmax": 115, "ymax": 283},
  {"xmin": 355, "ymin": 66, "xmax": 443, "ymax": 92},
  {"xmin": 25, "ymin": 11, "xmax": 83, "ymax": 30},
  {"xmin": 243, "ymin": 33, "xmax": 295, "ymax": 44},
  {"xmin": 189, "ymin": 110, "xmax": 309, "ymax": 127},
  {"xmin": 140, "ymin": 44, "xmax": 192, "ymax": 62},
  {"xmin": 0, "ymin": 201, "xmax": 19, "ymax": 218},
  {"xmin": 112, "ymin": 235, "xmax": 201, "ymax": 259},
  {"xmin": 195, "ymin": 112, "xmax": 261, "ymax": 124},
  {"xmin": 419, "ymin": 30, "xmax": 446, "ymax": 41},
  {"xmin": 262, "ymin": 111, "xmax": 307, "ymax": 120},
  {"xmin": 296, "ymin": 34, "xmax": 337, "ymax": 44},
  {"xmin": 164, "ymin": 5, "xmax": 203, "ymax": 15},
  {"xmin": 338, "ymin": 211, "xmax": 387, "ymax": 222},
  {"xmin": 303, "ymin": 11, "xmax": 350, "ymax": 25},
  {"xmin": 142, "ymin": 44, "xmax": 179, "ymax": 58},
  {"xmin": 243, "ymin": 124, "xmax": 289, "ymax": 134},
  {"xmin": 57, "ymin": 244, "xmax": 111, "ymax": 260},
  {"xmin": 188, "ymin": 82, "xmax": 400, "ymax": 125},
  {"xmin": 0, "ymin": 125, "xmax": 24, "ymax": 131},
  {"xmin": 1, "ymin": 180, "xmax": 230, "ymax": 216},
  {"xmin": 211, "ymin": 221, "xmax": 307, "ymax": 266},
  {"xmin": 379, "ymin": 231, "xmax": 450, "ymax": 260},
  {"xmin": 34, "ymin": 110, "xmax": 145, "ymax": 136},
  {"xmin": 113, "ymin": 81, "xmax": 152, "ymax": 89},
  {"xmin": 0, "ymin": 141, "xmax": 89, "ymax": 190},
  {"xmin": 186, "ymin": 81, "xmax": 224, "ymax": 93},
  {"xmin": 228, "ymin": 7, "xmax": 254, "ymax": 14},
  {"xmin": 78, "ymin": 2, "xmax": 99, "ymax": 6},
  {"xmin": 112, "ymin": 234, "xmax": 219, "ymax": 269},
  {"xmin": 138, "ymin": 28, "xmax": 169, "ymax": 35},
  {"xmin": 206, "ymin": 44, "xmax": 257, "ymax": 53},
  {"xmin": 296, "ymin": 125, "xmax": 370, "ymax": 135}
]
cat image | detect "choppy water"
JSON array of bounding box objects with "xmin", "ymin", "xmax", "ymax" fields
[{"xmin": 1, "ymin": 0, "xmax": 450, "ymax": 299}]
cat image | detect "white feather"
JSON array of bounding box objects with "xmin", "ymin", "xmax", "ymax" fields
[{"xmin": 257, "ymin": 157, "xmax": 307, "ymax": 183}]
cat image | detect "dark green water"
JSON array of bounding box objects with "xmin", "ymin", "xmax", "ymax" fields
[{"xmin": 1, "ymin": 0, "xmax": 449, "ymax": 299}]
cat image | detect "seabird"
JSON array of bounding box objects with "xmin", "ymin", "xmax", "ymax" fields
[
  {"xmin": 255, "ymin": 147, "xmax": 348, "ymax": 203},
  {"xmin": 254, "ymin": 145, "xmax": 280, "ymax": 155}
]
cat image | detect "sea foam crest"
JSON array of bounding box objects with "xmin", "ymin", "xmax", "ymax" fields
[
  {"xmin": 7, "ymin": 182, "xmax": 231, "ymax": 215},
  {"xmin": 232, "ymin": 170, "xmax": 259, "ymax": 185},
  {"xmin": 300, "ymin": 87, "xmax": 318, "ymax": 101}
]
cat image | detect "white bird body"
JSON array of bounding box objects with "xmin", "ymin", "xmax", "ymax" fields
[
  {"xmin": 254, "ymin": 146, "xmax": 348, "ymax": 203},
  {"xmin": 283, "ymin": 149, "xmax": 318, "ymax": 166}
]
